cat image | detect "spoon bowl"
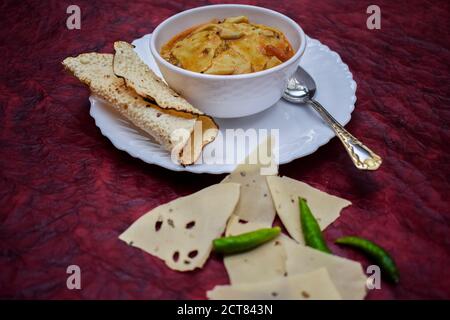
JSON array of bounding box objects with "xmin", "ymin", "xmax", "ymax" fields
[{"xmin": 283, "ymin": 67, "xmax": 317, "ymax": 103}]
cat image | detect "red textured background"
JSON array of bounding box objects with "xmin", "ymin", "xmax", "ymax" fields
[{"xmin": 1, "ymin": 0, "xmax": 449, "ymax": 299}]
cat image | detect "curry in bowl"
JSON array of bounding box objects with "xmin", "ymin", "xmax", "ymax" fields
[{"xmin": 161, "ymin": 16, "xmax": 294, "ymax": 75}]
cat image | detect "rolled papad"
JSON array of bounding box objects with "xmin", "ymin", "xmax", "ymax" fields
[
  {"xmin": 112, "ymin": 41, "xmax": 218, "ymax": 163},
  {"xmin": 62, "ymin": 52, "xmax": 217, "ymax": 165}
]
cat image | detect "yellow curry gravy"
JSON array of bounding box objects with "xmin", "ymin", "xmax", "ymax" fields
[{"xmin": 161, "ymin": 16, "xmax": 294, "ymax": 75}]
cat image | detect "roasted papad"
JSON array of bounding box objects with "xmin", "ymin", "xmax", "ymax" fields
[{"xmin": 62, "ymin": 44, "xmax": 218, "ymax": 165}]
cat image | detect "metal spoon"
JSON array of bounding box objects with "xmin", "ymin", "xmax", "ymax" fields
[{"xmin": 283, "ymin": 67, "xmax": 382, "ymax": 170}]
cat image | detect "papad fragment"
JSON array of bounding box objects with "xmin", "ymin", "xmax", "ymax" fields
[
  {"xmin": 207, "ymin": 268, "xmax": 341, "ymax": 300},
  {"xmin": 267, "ymin": 176, "xmax": 351, "ymax": 243},
  {"xmin": 119, "ymin": 183, "xmax": 240, "ymax": 271}
]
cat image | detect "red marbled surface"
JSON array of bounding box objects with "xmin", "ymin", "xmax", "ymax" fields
[{"xmin": 0, "ymin": 0, "xmax": 449, "ymax": 299}]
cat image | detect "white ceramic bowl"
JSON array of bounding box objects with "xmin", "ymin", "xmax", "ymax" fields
[{"xmin": 150, "ymin": 4, "xmax": 306, "ymax": 118}]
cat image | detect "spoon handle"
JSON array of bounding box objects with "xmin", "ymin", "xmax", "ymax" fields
[{"xmin": 308, "ymin": 98, "xmax": 382, "ymax": 170}]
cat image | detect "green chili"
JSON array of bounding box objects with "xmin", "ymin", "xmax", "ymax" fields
[
  {"xmin": 213, "ymin": 226, "xmax": 281, "ymax": 254},
  {"xmin": 335, "ymin": 236, "xmax": 399, "ymax": 283},
  {"xmin": 299, "ymin": 197, "xmax": 331, "ymax": 253}
]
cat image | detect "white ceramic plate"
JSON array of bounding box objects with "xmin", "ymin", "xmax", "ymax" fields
[{"xmin": 90, "ymin": 34, "xmax": 356, "ymax": 174}]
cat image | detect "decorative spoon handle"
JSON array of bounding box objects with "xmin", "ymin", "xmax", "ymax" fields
[{"xmin": 308, "ymin": 98, "xmax": 382, "ymax": 170}]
